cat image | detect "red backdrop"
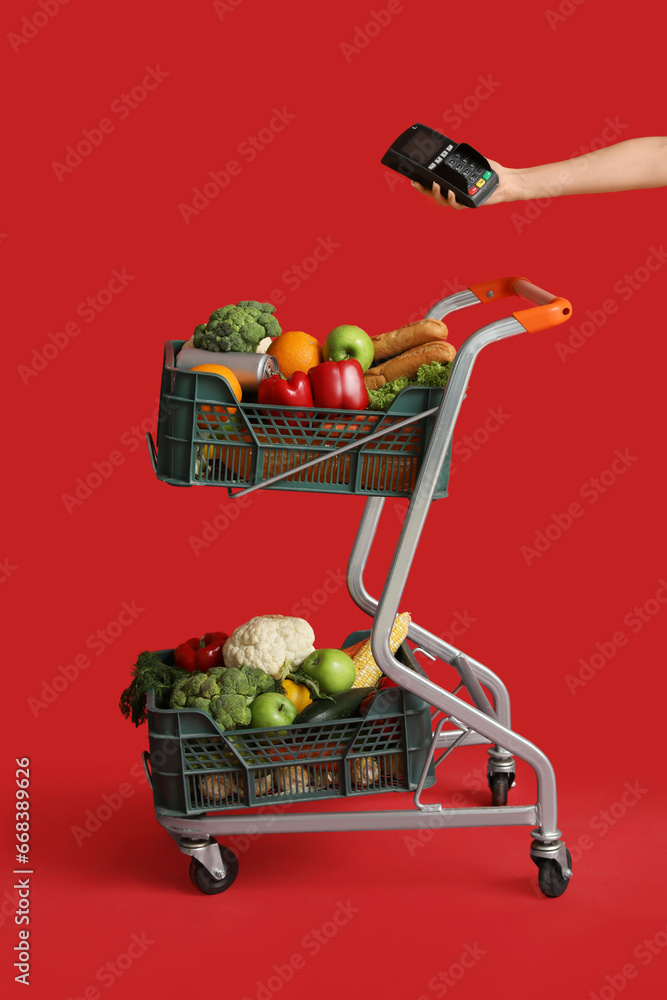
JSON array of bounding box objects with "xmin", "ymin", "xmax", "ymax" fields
[{"xmin": 3, "ymin": 1, "xmax": 666, "ymax": 998}]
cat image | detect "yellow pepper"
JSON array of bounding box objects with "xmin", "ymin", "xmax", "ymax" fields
[{"xmin": 282, "ymin": 679, "xmax": 312, "ymax": 714}]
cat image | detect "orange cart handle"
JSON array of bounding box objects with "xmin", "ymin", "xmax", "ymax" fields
[{"xmin": 468, "ymin": 276, "xmax": 572, "ymax": 333}]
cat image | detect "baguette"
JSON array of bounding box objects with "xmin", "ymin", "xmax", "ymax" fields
[
  {"xmin": 371, "ymin": 319, "xmax": 448, "ymax": 362},
  {"xmin": 364, "ymin": 373, "xmax": 388, "ymax": 390},
  {"xmin": 364, "ymin": 340, "xmax": 456, "ymax": 384}
]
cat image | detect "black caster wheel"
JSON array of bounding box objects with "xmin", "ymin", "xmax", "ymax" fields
[
  {"xmin": 189, "ymin": 845, "xmax": 239, "ymax": 895},
  {"xmin": 489, "ymin": 772, "xmax": 513, "ymax": 806},
  {"xmin": 535, "ymin": 849, "xmax": 572, "ymax": 898}
]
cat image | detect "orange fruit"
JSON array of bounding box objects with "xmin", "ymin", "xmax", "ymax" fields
[
  {"xmin": 192, "ymin": 363, "xmax": 242, "ymax": 420},
  {"xmin": 268, "ymin": 330, "xmax": 323, "ymax": 377}
]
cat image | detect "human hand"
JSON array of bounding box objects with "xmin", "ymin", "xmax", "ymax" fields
[{"xmin": 411, "ymin": 159, "xmax": 515, "ymax": 209}]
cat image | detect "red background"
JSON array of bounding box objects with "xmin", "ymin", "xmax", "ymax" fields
[{"xmin": 3, "ymin": 0, "xmax": 666, "ymax": 997}]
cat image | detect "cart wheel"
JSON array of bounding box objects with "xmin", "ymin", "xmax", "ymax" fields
[
  {"xmin": 489, "ymin": 773, "xmax": 510, "ymax": 807},
  {"xmin": 189, "ymin": 846, "xmax": 239, "ymax": 895},
  {"xmin": 535, "ymin": 849, "xmax": 572, "ymax": 899}
]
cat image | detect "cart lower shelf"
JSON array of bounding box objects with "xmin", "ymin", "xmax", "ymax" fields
[
  {"xmin": 151, "ymin": 762, "xmax": 571, "ymax": 899},
  {"xmin": 143, "ymin": 633, "xmax": 572, "ymax": 900}
]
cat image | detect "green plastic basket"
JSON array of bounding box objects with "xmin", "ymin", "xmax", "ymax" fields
[
  {"xmin": 154, "ymin": 341, "xmax": 451, "ymax": 498},
  {"xmin": 147, "ymin": 638, "xmax": 436, "ymax": 816}
]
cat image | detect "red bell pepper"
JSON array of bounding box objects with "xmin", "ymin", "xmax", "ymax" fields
[
  {"xmin": 174, "ymin": 632, "xmax": 228, "ymax": 673},
  {"xmin": 258, "ymin": 371, "xmax": 314, "ymax": 408},
  {"xmin": 308, "ymin": 359, "xmax": 369, "ymax": 411}
]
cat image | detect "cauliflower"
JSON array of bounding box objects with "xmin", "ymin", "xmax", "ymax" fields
[{"xmin": 223, "ymin": 615, "xmax": 315, "ymax": 679}]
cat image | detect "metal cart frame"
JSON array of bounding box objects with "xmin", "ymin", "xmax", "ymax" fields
[{"xmin": 145, "ymin": 276, "xmax": 575, "ymax": 897}]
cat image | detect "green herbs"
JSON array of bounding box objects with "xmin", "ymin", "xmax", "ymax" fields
[
  {"xmin": 193, "ymin": 301, "xmax": 281, "ymax": 353},
  {"xmin": 367, "ymin": 376, "xmax": 410, "ymax": 411},
  {"xmin": 367, "ymin": 361, "xmax": 452, "ymax": 411},
  {"xmin": 414, "ymin": 360, "xmax": 453, "ymax": 389},
  {"xmin": 119, "ymin": 651, "xmax": 189, "ymax": 727}
]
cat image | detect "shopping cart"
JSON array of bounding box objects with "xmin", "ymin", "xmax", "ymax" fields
[{"xmin": 144, "ymin": 276, "xmax": 574, "ymax": 898}]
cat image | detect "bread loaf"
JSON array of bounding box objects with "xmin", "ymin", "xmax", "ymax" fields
[
  {"xmin": 371, "ymin": 319, "xmax": 449, "ymax": 362},
  {"xmin": 364, "ymin": 373, "xmax": 387, "ymax": 390},
  {"xmin": 364, "ymin": 341, "xmax": 456, "ymax": 384}
]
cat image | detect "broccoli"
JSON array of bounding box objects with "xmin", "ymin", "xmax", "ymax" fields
[
  {"xmin": 186, "ymin": 697, "xmax": 210, "ymax": 712},
  {"xmin": 192, "ymin": 301, "xmax": 281, "ymax": 353},
  {"xmin": 246, "ymin": 666, "xmax": 276, "ymax": 695},
  {"xmin": 168, "ymin": 665, "xmax": 280, "ymax": 731},
  {"xmin": 210, "ymin": 694, "xmax": 252, "ymax": 730},
  {"xmin": 170, "ymin": 686, "xmax": 187, "ymax": 709},
  {"xmin": 218, "ymin": 667, "xmax": 254, "ymax": 698},
  {"xmin": 366, "ymin": 362, "xmax": 453, "ymax": 411},
  {"xmin": 169, "ymin": 674, "xmax": 190, "ymax": 709},
  {"xmin": 199, "ymin": 675, "xmax": 221, "ymax": 700}
]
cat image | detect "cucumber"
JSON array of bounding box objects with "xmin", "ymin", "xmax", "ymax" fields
[{"xmin": 296, "ymin": 688, "xmax": 374, "ymax": 725}]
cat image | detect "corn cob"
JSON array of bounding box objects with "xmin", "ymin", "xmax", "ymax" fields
[{"xmin": 351, "ymin": 612, "xmax": 411, "ymax": 688}]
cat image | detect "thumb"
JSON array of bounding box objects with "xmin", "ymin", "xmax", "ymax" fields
[{"xmin": 447, "ymin": 189, "xmax": 465, "ymax": 211}]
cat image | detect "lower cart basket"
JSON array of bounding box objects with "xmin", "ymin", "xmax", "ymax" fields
[{"xmin": 147, "ymin": 640, "xmax": 436, "ymax": 816}]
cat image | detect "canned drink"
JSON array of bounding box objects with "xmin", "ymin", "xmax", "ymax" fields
[{"xmin": 176, "ymin": 348, "xmax": 279, "ymax": 390}]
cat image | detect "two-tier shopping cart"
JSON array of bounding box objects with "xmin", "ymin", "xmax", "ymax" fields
[{"xmin": 144, "ymin": 276, "xmax": 574, "ymax": 898}]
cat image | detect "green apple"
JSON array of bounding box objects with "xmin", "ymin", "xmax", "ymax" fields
[
  {"xmin": 250, "ymin": 693, "xmax": 298, "ymax": 729},
  {"xmin": 324, "ymin": 325, "xmax": 374, "ymax": 372},
  {"xmin": 301, "ymin": 648, "xmax": 356, "ymax": 694}
]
